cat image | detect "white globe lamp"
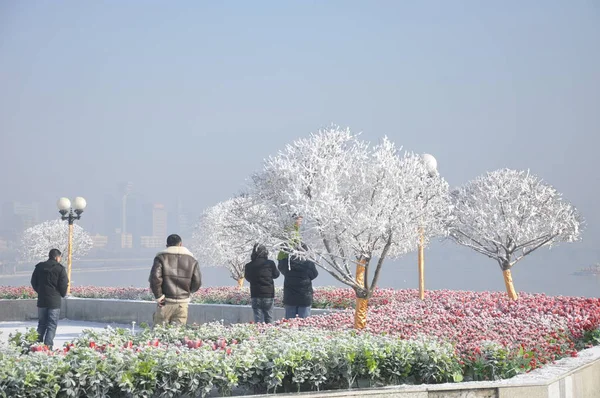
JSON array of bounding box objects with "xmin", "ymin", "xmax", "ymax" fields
[
  {"xmin": 72, "ymin": 197, "xmax": 87, "ymax": 212},
  {"xmin": 422, "ymin": 154, "xmax": 438, "ymax": 176},
  {"xmin": 57, "ymin": 197, "xmax": 71, "ymax": 212}
]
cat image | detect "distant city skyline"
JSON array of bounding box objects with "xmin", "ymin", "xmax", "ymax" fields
[
  {"xmin": 0, "ymin": 185, "xmax": 197, "ymax": 253},
  {"xmin": 1, "ymin": 2, "xmax": 598, "ymax": 294}
]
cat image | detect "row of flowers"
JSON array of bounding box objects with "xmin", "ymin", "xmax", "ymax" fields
[
  {"xmin": 0, "ymin": 285, "xmax": 390, "ymax": 309},
  {"xmin": 3, "ymin": 287, "xmax": 600, "ymax": 357},
  {"xmin": 2, "ymin": 286, "xmax": 600, "ymax": 396},
  {"xmin": 283, "ymin": 293, "xmax": 600, "ymax": 368},
  {"xmin": 3, "ymin": 321, "xmax": 569, "ymax": 398}
]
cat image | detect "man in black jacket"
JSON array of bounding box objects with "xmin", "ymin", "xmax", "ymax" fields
[
  {"xmin": 278, "ymin": 248, "xmax": 318, "ymax": 319},
  {"xmin": 30, "ymin": 249, "xmax": 68, "ymax": 348},
  {"xmin": 244, "ymin": 244, "xmax": 280, "ymax": 323}
]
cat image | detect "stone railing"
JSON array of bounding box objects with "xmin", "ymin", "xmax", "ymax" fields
[{"xmin": 0, "ymin": 297, "xmax": 334, "ymax": 324}]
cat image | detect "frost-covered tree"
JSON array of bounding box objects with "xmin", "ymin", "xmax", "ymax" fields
[
  {"xmin": 19, "ymin": 220, "xmax": 93, "ymax": 262},
  {"xmin": 191, "ymin": 198, "xmax": 277, "ymax": 288},
  {"xmin": 448, "ymin": 169, "xmax": 583, "ymax": 300},
  {"xmin": 244, "ymin": 127, "xmax": 451, "ymax": 328}
]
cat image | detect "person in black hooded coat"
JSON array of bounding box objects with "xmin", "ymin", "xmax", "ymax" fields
[
  {"xmin": 278, "ymin": 250, "xmax": 318, "ymax": 319},
  {"xmin": 244, "ymin": 244, "xmax": 279, "ymax": 323}
]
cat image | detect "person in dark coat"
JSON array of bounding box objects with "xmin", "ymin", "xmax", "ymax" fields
[
  {"xmin": 30, "ymin": 248, "xmax": 68, "ymax": 349},
  {"xmin": 244, "ymin": 244, "xmax": 280, "ymax": 323},
  {"xmin": 278, "ymin": 246, "xmax": 318, "ymax": 319}
]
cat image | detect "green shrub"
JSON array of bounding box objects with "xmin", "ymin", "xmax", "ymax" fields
[{"xmin": 0, "ymin": 323, "xmax": 467, "ymax": 397}]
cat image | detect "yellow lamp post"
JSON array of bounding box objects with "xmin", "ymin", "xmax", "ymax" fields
[
  {"xmin": 57, "ymin": 196, "xmax": 87, "ymax": 295},
  {"xmin": 418, "ymin": 154, "xmax": 438, "ymax": 300}
]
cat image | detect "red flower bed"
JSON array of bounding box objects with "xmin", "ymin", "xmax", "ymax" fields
[
  {"xmin": 279, "ymin": 290, "xmax": 600, "ymax": 372},
  {"xmin": 3, "ymin": 285, "xmax": 600, "ymax": 374}
]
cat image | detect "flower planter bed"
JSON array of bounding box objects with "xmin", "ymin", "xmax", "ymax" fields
[
  {"xmin": 0, "ymin": 323, "xmax": 483, "ymax": 397},
  {"xmin": 2, "ymin": 322, "xmax": 600, "ymax": 398},
  {"xmin": 1, "ymin": 286, "xmax": 599, "ymax": 397}
]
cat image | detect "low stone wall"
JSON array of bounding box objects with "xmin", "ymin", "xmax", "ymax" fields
[
  {"xmin": 0, "ymin": 297, "xmax": 333, "ymax": 325},
  {"xmin": 0, "ymin": 299, "xmax": 66, "ymax": 321}
]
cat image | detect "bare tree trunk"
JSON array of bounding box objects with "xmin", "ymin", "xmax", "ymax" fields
[
  {"xmin": 237, "ymin": 278, "xmax": 245, "ymax": 289},
  {"xmin": 502, "ymin": 269, "xmax": 518, "ymax": 300},
  {"xmin": 354, "ymin": 258, "xmax": 368, "ymax": 329}
]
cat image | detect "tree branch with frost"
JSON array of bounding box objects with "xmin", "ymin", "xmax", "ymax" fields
[
  {"xmin": 191, "ymin": 198, "xmax": 270, "ymax": 282},
  {"xmin": 448, "ymin": 169, "xmax": 583, "ymax": 273},
  {"xmin": 19, "ymin": 220, "xmax": 93, "ymax": 262},
  {"xmin": 244, "ymin": 127, "xmax": 451, "ymax": 299}
]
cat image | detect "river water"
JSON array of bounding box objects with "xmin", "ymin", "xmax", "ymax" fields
[{"xmin": 2, "ymin": 243, "xmax": 598, "ymax": 298}]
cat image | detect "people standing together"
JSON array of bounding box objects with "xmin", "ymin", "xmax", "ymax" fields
[
  {"xmin": 243, "ymin": 242, "xmax": 319, "ymax": 323},
  {"xmin": 30, "ymin": 232, "xmax": 318, "ymax": 346}
]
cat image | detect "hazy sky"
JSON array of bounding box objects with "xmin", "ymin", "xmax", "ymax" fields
[{"xmin": 1, "ymin": 2, "xmax": 599, "ymax": 291}]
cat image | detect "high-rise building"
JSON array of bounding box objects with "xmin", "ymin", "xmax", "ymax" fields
[
  {"xmin": 175, "ymin": 198, "xmax": 191, "ymax": 238},
  {"xmin": 103, "ymin": 194, "xmax": 120, "ymax": 237},
  {"xmin": 90, "ymin": 234, "xmax": 109, "ymax": 249},
  {"xmin": 0, "ymin": 202, "xmax": 39, "ymax": 240},
  {"xmin": 140, "ymin": 236, "xmax": 163, "ymax": 248},
  {"xmin": 120, "ymin": 233, "xmax": 133, "ymax": 249},
  {"xmin": 119, "ymin": 182, "xmax": 134, "ymax": 237},
  {"xmin": 152, "ymin": 204, "xmax": 168, "ymax": 240},
  {"xmin": 109, "ymin": 182, "xmax": 147, "ymax": 249},
  {"xmin": 142, "ymin": 203, "xmax": 168, "ymax": 248}
]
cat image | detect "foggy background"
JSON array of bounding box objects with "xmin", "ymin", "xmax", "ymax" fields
[{"xmin": 1, "ymin": 1, "xmax": 598, "ymax": 297}]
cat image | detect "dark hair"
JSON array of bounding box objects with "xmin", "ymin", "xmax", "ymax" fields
[
  {"xmin": 166, "ymin": 234, "xmax": 182, "ymax": 247},
  {"xmin": 251, "ymin": 243, "xmax": 268, "ymax": 261},
  {"xmin": 48, "ymin": 249, "xmax": 61, "ymax": 260}
]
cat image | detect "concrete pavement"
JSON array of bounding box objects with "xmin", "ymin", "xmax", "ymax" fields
[{"xmin": 0, "ymin": 319, "xmax": 131, "ymax": 347}]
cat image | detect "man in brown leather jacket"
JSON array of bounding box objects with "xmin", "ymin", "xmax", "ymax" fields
[{"xmin": 149, "ymin": 234, "xmax": 201, "ymax": 325}]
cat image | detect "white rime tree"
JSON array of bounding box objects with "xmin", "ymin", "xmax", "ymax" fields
[
  {"xmin": 191, "ymin": 198, "xmax": 275, "ymax": 288},
  {"xmin": 448, "ymin": 169, "xmax": 583, "ymax": 300},
  {"xmin": 245, "ymin": 127, "xmax": 451, "ymax": 328},
  {"xmin": 19, "ymin": 220, "xmax": 93, "ymax": 262}
]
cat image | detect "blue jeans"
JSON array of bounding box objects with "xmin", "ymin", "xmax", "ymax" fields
[
  {"xmin": 285, "ymin": 305, "xmax": 311, "ymax": 319},
  {"xmin": 37, "ymin": 308, "xmax": 61, "ymax": 348},
  {"xmin": 251, "ymin": 298, "xmax": 275, "ymax": 324}
]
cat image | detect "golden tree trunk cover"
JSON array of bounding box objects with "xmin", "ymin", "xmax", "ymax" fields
[
  {"xmin": 355, "ymin": 259, "xmax": 366, "ymax": 287},
  {"xmin": 354, "ymin": 298, "xmax": 368, "ymax": 329},
  {"xmin": 503, "ymin": 269, "xmax": 518, "ymax": 300},
  {"xmin": 237, "ymin": 278, "xmax": 244, "ymax": 289},
  {"xmin": 354, "ymin": 258, "xmax": 368, "ymax": 329},
  {"xmin": 418, "ymin": 227, "xmax": 425, "ymax": 300}
]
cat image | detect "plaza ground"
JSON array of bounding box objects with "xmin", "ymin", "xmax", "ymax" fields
[{"xmin": 0, "ymin": 319, "xmax": 131, "ymax": 347}]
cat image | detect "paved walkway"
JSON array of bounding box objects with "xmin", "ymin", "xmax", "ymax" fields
[{"xmin": 0, "ymin": 320, "xmax": 131, "ymax": 347}]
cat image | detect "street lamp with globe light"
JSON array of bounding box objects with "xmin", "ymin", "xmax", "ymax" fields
[
  {"xmin": 418, "ymin": 154, "xmax": 438, "ymax": 300},
  {"xmin": 57, "ymin": 196, "xmax": 87, "ymax": 295}
]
